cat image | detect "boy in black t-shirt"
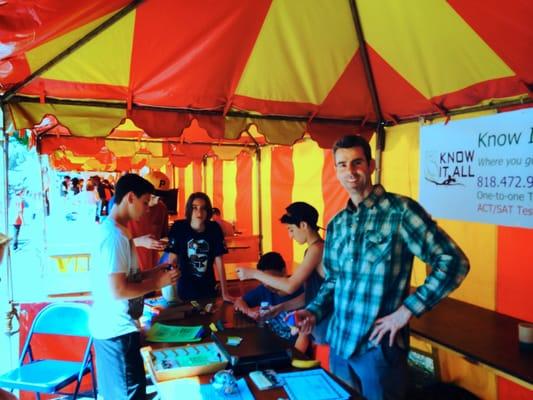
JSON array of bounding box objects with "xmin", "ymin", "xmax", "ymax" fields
[
  {"xmin": 234, "ymin": 252, "xmax": 304, "ymax": 343},
  {"xmin": 163, "ymin": 192, "xmax": 232, "ymax": 301}
]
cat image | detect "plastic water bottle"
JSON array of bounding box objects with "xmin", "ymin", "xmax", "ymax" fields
[{"xmin": 258, "ymin": 301, "xmax": 271, "ymax": 328}]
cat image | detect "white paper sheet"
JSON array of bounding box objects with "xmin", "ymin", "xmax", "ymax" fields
[{"xmin": 278, "ymin": 369, "xmax": 351, "ymax": 400}]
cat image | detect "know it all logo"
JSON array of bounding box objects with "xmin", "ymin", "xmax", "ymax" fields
[{"xmin": 424, "ymin": 149, "xmax": 475, "ymax": 186}]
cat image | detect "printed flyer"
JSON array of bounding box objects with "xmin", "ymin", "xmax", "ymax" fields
[{"xmin": 420, "ymin": 108, "xmax": 533, "ymax": 228}]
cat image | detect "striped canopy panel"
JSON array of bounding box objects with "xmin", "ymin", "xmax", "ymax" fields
[{"xmin": 1, "ymin": 0, "xmax": 531, "ymax": 145}]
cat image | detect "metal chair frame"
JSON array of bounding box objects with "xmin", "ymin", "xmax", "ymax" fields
[{"xmin": 0, "ymin": 302, "xmax": 97, "ymax": 400}]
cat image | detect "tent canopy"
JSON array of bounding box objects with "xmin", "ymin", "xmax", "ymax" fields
[{"xmin": 0, "ymin": 0, "xmax": 532, "ymax": 148}]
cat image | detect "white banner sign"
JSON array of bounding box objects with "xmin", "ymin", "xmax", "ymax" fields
[{"xmin": 420, "ymin": 108, "xmax": 533, "ymax": 228}]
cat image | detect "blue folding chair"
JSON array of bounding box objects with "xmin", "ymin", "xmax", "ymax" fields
[{"xmin": 0, "ymin": 302, "xmax": 97, "ymax": 399}]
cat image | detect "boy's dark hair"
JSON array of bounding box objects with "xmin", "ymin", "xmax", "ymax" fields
[
  {"xmin": 332, "ymin": 135, "xmax": 372, "ymax": 163},
  {"xmin": 257, "ymin": 251, "xmax": 286, "ymax": 273},
  {"xmin": 212, "ymin": 207, "xmax": 221, "ymax": 216},
  {"xmin": 280, "ymin": 202, "xmax": 319, "ymax": 231},
  {"xmin": 114, "ymin": 173, "xmax": 154, "ymax": 204},
  {"xmin": 185, "ymin": 192, "xmax": 213, "ymax": 222}
]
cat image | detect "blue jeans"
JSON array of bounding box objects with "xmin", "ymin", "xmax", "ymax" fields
[
  {"xmin": 94, "ymin": 332, "xmax": 146, "ymax": 400},
  {"xmin": 330, "ymin": 343, "xmax": 408, "ymax": 400}
]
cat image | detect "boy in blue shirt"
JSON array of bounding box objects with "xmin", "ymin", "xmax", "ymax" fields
[{"xmin": 234, "ymin": 252, "xmax": 303, "ymax": 343}]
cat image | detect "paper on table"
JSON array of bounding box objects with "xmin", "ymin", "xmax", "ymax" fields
[
  {"xmin": 278, "ymin": 369, "xmax": 350, "ymax": 400},
  {"xmin": 146, "ymin": 322, "xmax": 203, "ymax": 343},
  {"xmin": 157, "ymin": 377, "xmax": 254, "ymax": 400},
  {"xmin": 200, "ymin": 378, "xmax": 254, "ymax": 400}
]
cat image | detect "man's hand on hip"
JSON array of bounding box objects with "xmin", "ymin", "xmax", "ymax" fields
[{"xmin": 369, "ymin": 305, "xmax": 412, "ymax": 347}]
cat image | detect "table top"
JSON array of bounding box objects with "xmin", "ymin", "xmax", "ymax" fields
[
  {"xmin": 410, "ymin": 296, "xmax": 533, "ymax": 388},
  {"xmin": 145, "ymin": 299, "xmax": 360, "ymax": 399}
]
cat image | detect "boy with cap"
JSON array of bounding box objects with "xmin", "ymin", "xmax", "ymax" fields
[{"xmin": 237, "ymin": 201, "xmax": 330, "ymax": 353}]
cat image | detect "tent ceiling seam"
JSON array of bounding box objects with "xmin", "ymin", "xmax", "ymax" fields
[
  {"xmin": 38, "ymin": 134, "xmax": 260, "ymax": 148},
  {"xmin": 8, "ymin": 95, "xmax": 532, "ymax": 129},
  {"xmin": 9, "ymin": 95, "xmax": 370, "ymax": 126},
  {"xmin": 348, "ymin": 0, "xmax": 384, "ymax": 126},
  {"xmin": 395, "ymin": 96, "xmax": 533, "ymax": 125}
]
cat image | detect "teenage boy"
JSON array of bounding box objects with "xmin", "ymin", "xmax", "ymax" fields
[
  {"xmin": 164, "ymin": 192, "xmax": 232, "ymax": 302},
  {"xmin": 234, "ymin": 251, "xmax": 304, "ymax": 343},
  {"xmin": 90, "ymin": 173, "xmax": 179, "ymax": 400}
]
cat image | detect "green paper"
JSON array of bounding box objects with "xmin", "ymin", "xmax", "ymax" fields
[{"xmin": 146, "ymin": 323, "xmax": 203, "ymax": 343}]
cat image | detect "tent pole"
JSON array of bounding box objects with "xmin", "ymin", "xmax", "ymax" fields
[
  {"xmin": 0, "ymin": 102, "xmax": 17, "ymax": 375},
  {"xmin": 0, "ymin": 102, "xmax": 11, "ymax": 282},
  {"xmin": 374, "ymin": 125, "xmax": 385, "ymax": 185},
  {"xmin": 1, "ymin": 102, "xmax": 18, "ymax": 343},
  {"xmin": 0, "ymin": 103, "xmax": 8, "ymax": 243},
  {"xmin": 202, "ymin": 156, "xmax": 207, "ymax": 193},
  {"xmin": 171, "ymin": 164, "xmax": 176, "ymax": 192},
  {"xmin": 1, "ymin": 0, "xmax": 144, "ymax": 103},
  {"xmin": 246, "ymin": 127, "xmax": 263, "ymax": 254},
  {"xmin": 256, "ymin": 147, "xmax": 263, "ymax": 256},
  {"xmin": 349, "ymin": 0, "xmax": 386, "ymax": 184}
]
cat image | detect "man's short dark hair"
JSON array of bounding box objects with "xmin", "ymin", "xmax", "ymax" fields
[
  {"xmin": 212, "ymin": 207, "xmax": 221, "ymax": 216},
  {"xmin": 332, "ymin": 135, "xmax": 372, "ymax": 163},
  {"xmin": 185, "ymin": 192, "xmax": 213, "ymax": 222},
  {"xmin": 257, "ymin": 251, "xmax": 286, "ymax": 273},
  {"xmin": 114, "ymin": 173, "xmax": 154, "ymax": 204}
]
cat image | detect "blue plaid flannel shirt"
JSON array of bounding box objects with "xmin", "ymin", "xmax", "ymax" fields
[{"xmin": 307, "ymin": 185, "xmax": 469, "ymax": 359}]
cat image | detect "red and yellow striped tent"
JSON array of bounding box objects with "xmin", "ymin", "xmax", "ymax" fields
[
  {"xmin": 1, "ymin": 1, "xmax": 532, "ymax": 399},
  {"xmin": 1, "ymin": 0, "xmax": 531, "ymax": 138}
]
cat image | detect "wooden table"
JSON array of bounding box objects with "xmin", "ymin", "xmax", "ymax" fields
[
  {"xmin": 145, "ymin": 299, "xmax": 360, "ymax": 399},
  {"xmin": 410, "ymin": 296, "xmax": 533, "ymax": 390}
]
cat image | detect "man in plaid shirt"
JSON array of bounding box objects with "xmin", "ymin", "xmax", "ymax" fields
[{"xmin": 295, "ymin": 135, "xmax": 469, "ymax": 400}]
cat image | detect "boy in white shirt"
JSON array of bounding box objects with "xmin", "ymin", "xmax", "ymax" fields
[{"xmin": 90, "ymin": 173, "xmax": 179, "ymax": 400}]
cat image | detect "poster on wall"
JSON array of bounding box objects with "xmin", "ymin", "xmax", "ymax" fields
[{"xmin": 420, "ymin": 108, "xmax": 533, "ymax": 229}]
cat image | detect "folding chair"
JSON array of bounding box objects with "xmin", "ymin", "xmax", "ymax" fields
[{"xmin": 0, "ymin": 302, "xmax": 97, "ymax": 400}]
